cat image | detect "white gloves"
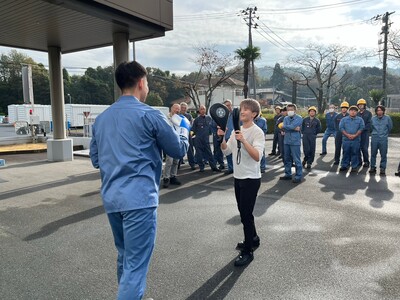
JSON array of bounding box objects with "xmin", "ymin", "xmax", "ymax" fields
[{"xmin": 171, "ymin": 114, "xmax": 191, "ymax": 139}]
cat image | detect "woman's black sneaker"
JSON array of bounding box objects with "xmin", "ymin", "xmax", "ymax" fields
[
  {"xmin": 234, "ymin": 251, "xmax": 254, "ymax": 267},
  {"xmin": 236, "ymin": 236, "xmax": 260, "ymax": 251}
]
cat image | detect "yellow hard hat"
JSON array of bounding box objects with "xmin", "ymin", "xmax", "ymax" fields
[
  {"xmin": 308, "ymin": 106, "xmax": 317, "ymax": 112},
  {"xmin": 357, "ymin": 98, "xmax": 367, "ymax": 105},
  {"xmin": 278, "ymin": 123, "xmax": 284, "ymax": 129},
  {"xmin": 340, "ymin": 101, "xmax": 349, "ymax": 108}
]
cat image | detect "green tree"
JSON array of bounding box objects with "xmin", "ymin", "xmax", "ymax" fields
[
  {"xmin": 270, "ymin": 63, "xmax": 286, "ymax": 90},
  {"xmin": 146, "ymin": 91, "xmax": 164, "ymax": 106},
  {"xmin": 369, "ymin": 89, "xmax": 385, "ymax": 107},
  {"xmin": 234, "ymin": 45, "xmax": 261, "ymax": 98}
]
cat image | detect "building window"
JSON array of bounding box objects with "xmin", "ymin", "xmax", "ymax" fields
[
  {"xmin": 198, "ymin": 90, "xmax": 206, "ymax": 96},
  {"xmin": 235, "ymin": 89, "xmax": 243, "ymax": 96}
]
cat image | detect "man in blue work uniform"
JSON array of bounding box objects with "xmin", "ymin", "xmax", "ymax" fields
[
  {"xmin": 301, "ymin": 106, "xmax": 321, "ymax": 170},
  {"xmin": 268, "ymin": 106, "xmax": 282, "ymax": 156},
  {"xmin": 223, "ymin": 99, "xmax": 234, "ymax": 175},
  {"xmin": 277, "ymin": 107, "xmax": 287, "ymax": 162},
  {"xmin": 211, "ymin": 118, "xmax": 225, "ymax": 170},
  {"xmin": 279, "ymin": 104, "xmax": 303, "ymax": 183},
  {"xmin": 254, "ymin": 112, "xmax": 268, "ymax": 173},
  {"xmin": 180, "ymin": 102, "xmax": 196, "ymax": 170},
  {"xmin": 333, "ymin": 101, "xmax": 349, "ymax": 165},
  {"xmin": 90, "ymin": 61, "xmax": 189, "ymax": 300},
  {"xmin": 192, "ymin": 105, "xmax": 221, "ymax": 172},
  {"xmin": 339, "ymin": 105, "xmax": 365, "ymax": 173},
  {"xmin": 356, "ymin": 98, "xmax": 372, "ymax": 167},
  {"xmin": 320, "ymin": 104, "xmax": 338, "ymax": 155},
  {"xmin": 369, "ymin": 105, "xmax": 393, "ymax": 176}
]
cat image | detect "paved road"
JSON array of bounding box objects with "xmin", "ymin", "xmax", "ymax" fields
[{"xmin": 0, "ymin": 138, "xmax": 399, "ymax": 300}]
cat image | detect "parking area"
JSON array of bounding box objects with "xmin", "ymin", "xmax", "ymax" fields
[{"xmin": 0, "ymin": 137, "xmax": 400, "ymax": 300}]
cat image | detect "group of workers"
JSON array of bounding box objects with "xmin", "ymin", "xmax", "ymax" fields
[
  {"xmin": 165, "ymin": 98, "xmax": 396, "ymax": 186},
  {"xmin": 162, "ymin": 99, "xmax": 268, "ymax": 187},
  {"xmin": 90, "ymin": 59, "xmax": 398, "ymax": 299}
]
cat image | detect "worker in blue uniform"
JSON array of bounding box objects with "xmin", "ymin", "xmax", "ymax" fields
[
  {"xmin": 223, "ymin": 99, "xmax": 234, "ymax": 175},
  {"xmin": 211, "ymin": 118, "xmax": 225, "ymax": 170},
  {"xmin": 277, "ymin": 107, "xmax": 287, "ymax": 162},
  {"xmin": 192, "ymin": 105, "xmax": 221, "ymax": 172},
  {"xmin": 333, "ymin": 101, "xmax": 349, "ymax": 165},
  {"xmin": 320, "ymin": 104, "xmax": 338, "ymax": 155},
  {"xmin": 279, "ymin": 104, "xmax": 303, "ymax": 183},
  {"xmin": 356, "ymin": 98, "xmax": 372, "ymax": 167},
  {"xmin": 301, "ymin": 106, "xmax": 321, "ymax": 170},
  {"xmin": 369, "ymin": 105, "xmax": 393, "ymax": 176},
  {"xmin": 254, "ymin": 112, "xmax": 268, "ymax": 173},
  {"xmin": 90, "ymin": 61, "xmax": 189, "ymax": 300},
  {"xmin": 339, "ymin": 105, "xmax": 365, "ymax": 173}
]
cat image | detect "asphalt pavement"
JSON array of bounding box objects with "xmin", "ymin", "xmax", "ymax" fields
[{"xmin": 1, "ymin": 138, "xmax": 400, "ymax": 300}]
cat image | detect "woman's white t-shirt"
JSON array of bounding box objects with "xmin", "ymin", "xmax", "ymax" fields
[{"xmin": 222, "ymin": 124, "xmax": 265, "ymax": 179}]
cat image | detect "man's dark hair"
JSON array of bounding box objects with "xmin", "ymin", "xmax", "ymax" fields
[
  {"xmin": 115, "ymin": 61, "xmax": 147, "ymax": 91},
  {"xmin": 375, "ymin": 105, "xmax": 386, "ymax": 114},
  {"xmin": 286, "ymin": 103, "xmax": 297, "ymax": 110}
]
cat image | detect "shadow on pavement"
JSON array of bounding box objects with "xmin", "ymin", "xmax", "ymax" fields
[
  {"xmin": 23, "ymin": 205, "xmax": 104, "ymax": 241},
  {"xmin": 0, "ymin": 172, "xmax": 100, "ymax": 201},
  {"xmin": 185, "ymin": 258, "xmax": 248, "ymax": 300}
]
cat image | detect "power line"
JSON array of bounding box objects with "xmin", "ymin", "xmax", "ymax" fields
[
  {"xmin": 263, "ymin": 19, "xmax": 372, "ymax": 32},
  {"xmin": 175, "ymin": 0, "xmax": 377, "ymax": 20}
]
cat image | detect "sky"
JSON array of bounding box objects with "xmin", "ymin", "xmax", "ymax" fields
[{"xmin": 1, "ymin": 0, "xmax": 400, "ymax": 76}]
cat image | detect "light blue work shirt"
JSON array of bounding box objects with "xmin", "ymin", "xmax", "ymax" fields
[
  {"xmin": 283, "ymin": 114, "xmax": 303, "ymax": 145},
  {"xmin": 254, "ymin": 116, "xmax": 267, "ymax": 136},
  {"xmin": 90, "ymin": 96, "xmax": 188, "ymax": 213},
  {"xmin": 371, "ymin": 115, "xmax": 393, "ymax": 138},
  {"xmin": 339, "ymin": 116, "xmax": 365, "ymax": 142},
  {"xmin": 325, "ymin": 112, "xmax": 338, "ymax": 131}
]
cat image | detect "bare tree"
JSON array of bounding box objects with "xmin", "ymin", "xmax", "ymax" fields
[
  {"xmin": 388, "ymin": 29, "xmax": 400, "ymax": 61},
  {"xmin": 182, "ymin": 45, "xmax": 239, "ymax": 111},
  {"xmin": 287, "ymin": 43, "xmax": 357, "ymax": 112}
]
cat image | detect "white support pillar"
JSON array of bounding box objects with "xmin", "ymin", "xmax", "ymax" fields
[
  {"xmin": 47, "ymin": 46, "xmax": 73, "ymax": 161},
  {"xmin": 113, "ymin": 32, "xmax": 129, "ymax": 101}
]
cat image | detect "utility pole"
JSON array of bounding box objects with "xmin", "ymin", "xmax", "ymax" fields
[
  {"xmin": 241, "ymin": 7, "xmax": 258, "ymax": 99},
  {"xmin": 377, "ymin": 11, "xmax": 395, "ymax": 106}
]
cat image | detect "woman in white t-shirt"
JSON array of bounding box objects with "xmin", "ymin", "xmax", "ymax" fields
[{"xmin": 218, "ymin": 99, "xmax": 265, "ymax": 267}]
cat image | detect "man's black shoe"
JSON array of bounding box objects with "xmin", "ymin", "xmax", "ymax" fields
[
  {"xmin": 292, "ymin": 178, "xmax": 301, "ymax": 183},
  {"xmin": 190, "ymin": 165, "xmax": 196, "ymax": 170},
  {"xmin": 302, "ymin": 160, "xmax": 306, "ymax": 167},
  {"xmin": 260, "ymin": 169, "xmax": 265, "ymax": 173},
  {"xmin": 218, "ymin": 165, "xmax": 225, "ymax": 170},
  {"xmin": 369, "ymin": 167, "xmax": 376, "ymax": 174},
  {"xmin": 363, "ymin": 162, "xmax": 370, "ymax": 168},
  {"xmin": 350, "ymin": 167, "xmax": 358, "ymax": 173},
  {"xmin": 224, "ymin": 170, "xmax": 233, "ymax": 175},
  {"xmin": 333, "ymin": 161, "xmax": 339, "ymax": 165},
  {"xmin": 278, "ymin": 155, "xmax": 282, "ymax": 159},
  {"xmin": 395, "ymin": 171, "xmax": 400, "ymax": 176},
  {"xmin": 212, "ymin": 167, "xmax": 222, "ymax": 172},
  {"xmin": 169, "ymin": 177, "xmax": 181, "ymax": 185},
  {"xmin": 320, "ymin": 152, "xmax": 327, "ymax": 156},
  {"xmin": 275, "ymin": 152, "xmax": 280, "ymax": 156},
  {"xmin": 162, "ymin": 178, "xmax": 170, "ymax": 188},
  {"xmin": 234, "ymin": 251, "xmax": 254, "ymax": 267},
  {"xmin": 306, "ymin": 164, "xmax": 311, "ymax": 170},
  {"xmin": 268, "ymin": 152, "xmax": 276, "ymax": 156},
  {"xmin": 236, "ymin": 236, "xmax": 260, "ymax": 251},
  {"xmin": 279, "ymin": 176, "xmax": 292, "ymax": 180},
  {"xmin": 380, "ymin": 168, "xmax": 386, "ymax": 176},
  {"xmin": 339, "ymin": 167, "xmax": 348, "ymax": 172}
]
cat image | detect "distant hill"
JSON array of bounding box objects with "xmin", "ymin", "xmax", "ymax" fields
[{"xmin": 256, "ymin": 64, "xmax": 400, "ymax": 79}]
